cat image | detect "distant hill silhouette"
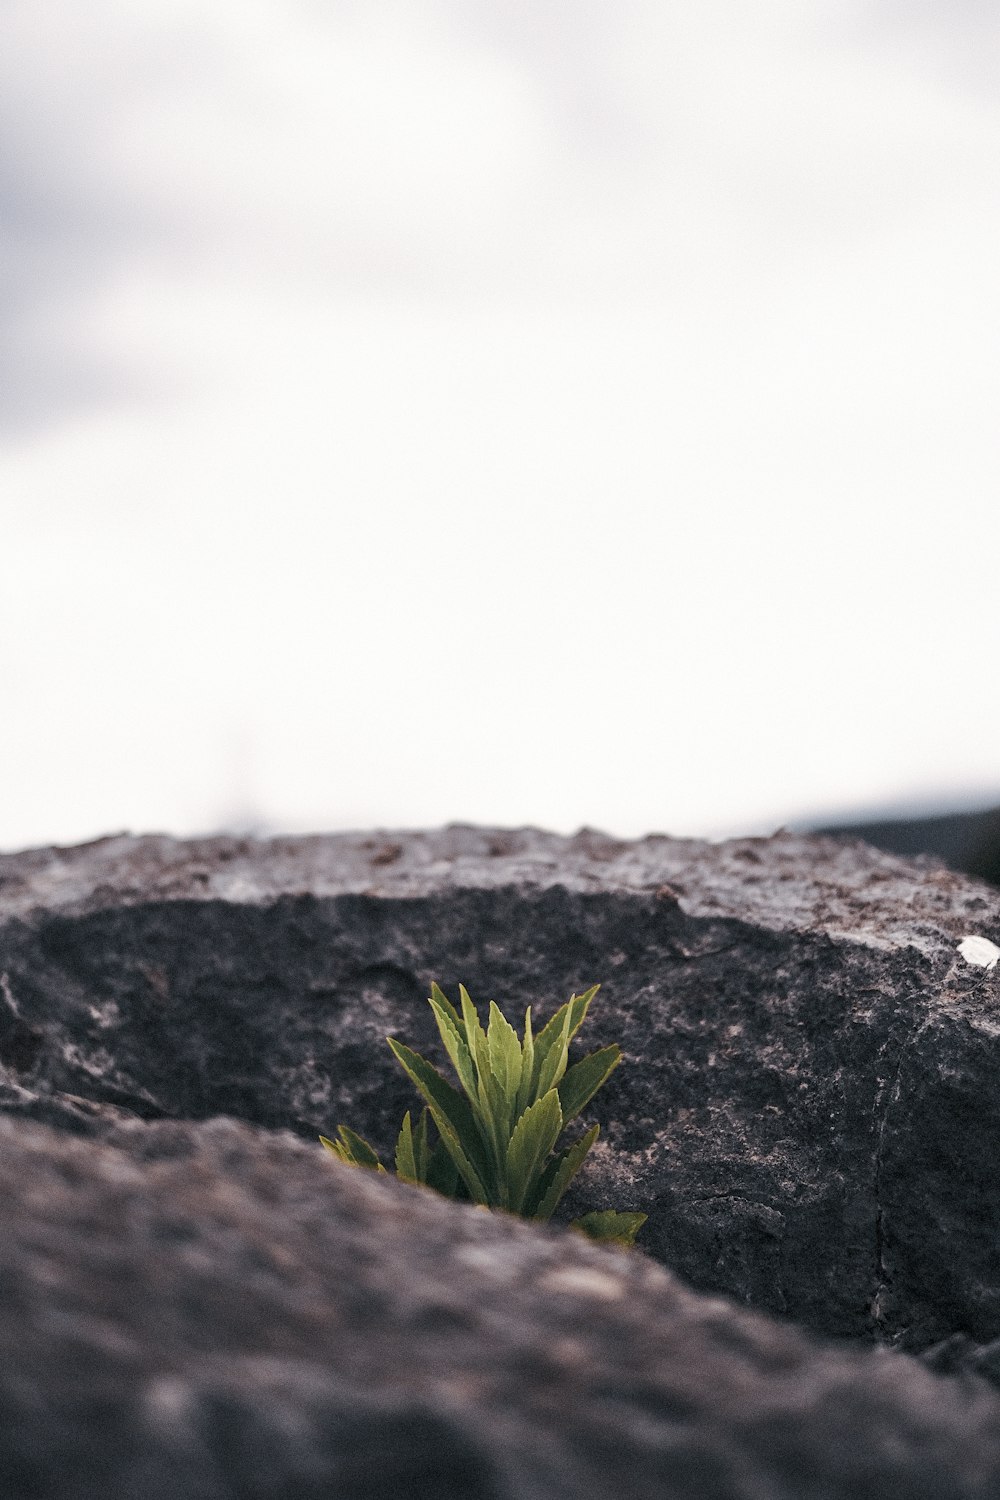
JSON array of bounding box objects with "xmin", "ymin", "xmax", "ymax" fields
[{"xmin": 815, "ymin": 805, "xmax": 1000, "ymax": 889}]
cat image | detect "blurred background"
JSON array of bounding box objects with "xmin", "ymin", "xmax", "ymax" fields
[{"xmin": 2, "ymin": 2, "xmax": 998, "ymax": 867}]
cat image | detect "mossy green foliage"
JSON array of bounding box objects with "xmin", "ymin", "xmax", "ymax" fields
[{"xmin": 321, "ymin": 983, "xmax": 646, "ymax": 1248}]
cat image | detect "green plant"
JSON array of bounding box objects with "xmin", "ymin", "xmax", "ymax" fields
[{"xmin": 321, "ymin": 982, "xmax": 646, "ymax": 1248}]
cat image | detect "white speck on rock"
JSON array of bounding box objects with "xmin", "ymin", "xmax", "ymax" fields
[{"xmin": 958, "ymin": 935, "xmax": 1000, "ymax": 970}]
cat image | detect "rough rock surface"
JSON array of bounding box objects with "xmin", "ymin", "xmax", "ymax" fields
[
  {"xmin": 3, "ymin": 825, "xmax": 1000, "ymax": 1347},
  {"xmin": 2, "ymin": 824, "xmax": 1000, "ymax": 1497},
  {"xmin": 5, "ymin": 1111, "xmax": 1000, "ymax": 1500}
]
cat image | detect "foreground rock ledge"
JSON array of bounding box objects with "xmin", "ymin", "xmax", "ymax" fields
[
  {"xmin": 1, "ymin": 824, "xmax": 998, "ymax": 1357},
  {"xmin": 4, "ymin": 1113, "xmax": 1000, "ymax": 1500}
]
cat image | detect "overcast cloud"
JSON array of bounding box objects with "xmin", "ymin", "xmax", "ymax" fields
[{"xmin": 2, "ymin": 3, "xmax": 998, "ymax": 849}]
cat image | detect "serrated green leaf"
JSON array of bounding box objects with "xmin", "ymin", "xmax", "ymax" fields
[
  {"xmin": 569, "ymin": 1210, "xmax": 647, "ymax": 1247},
  {"xmin": 557, "ymin": 1044, "xmax": 621, "ymax": 1126},
  {"xmin": 319, "ymin": 1126, "xmax": 386, "ymax": 1172},
  {"xmin": 428, "ymin": 992, "xmax": 479, "ymax": 1104},
  {"xmin": 429, "ymin": 981, "xmax": 465, "ymax": 1040},
  {"xmin": 385, "ymin": 1039, "xmax": 481, "ymax": 1163},
  {"xmin": 528, "ymin": 1122, "xmax": 600, "ymax": 1219},
  {"xmin": 425, "ymin": 1136, "xmax": 462, "ymax": 1197},
  {"xmin": 487, "ymin": 1001, "xmax": 523, "ymax": 1101},
  {"xmin": 536, "ymin": 984, "xmax": 599, "ymax": 1068},
  {"xmin": 532, "ymin": 985, "xmax": 599, "ymax": 1084},
  {"xmin": 476, "ymin": 1067, "xmax": 511, "ymax": 1185},
  {"xmin": 319, "ymin": 1133, "xmax": 345, "ymax": 1161},
  {"xmin": 505, "ymin": 1089, "xmax": 563, "ymax": 1213},
  {"xmin": 529, "ymin": 1001, "xmax": 570, "ymax": 1094},
  {"xmin": 459, "ymin": 985, "xmax": 491, "ymax": 1085},
  {"xmin": 394, "ymin": 1111, "xmax": 419, "ymax": 1183},
  {"xmin": 514, "ymin": 1006, "xmax": 535, "ymax": 1119},
  {"xmin": 427, "ymin": 992, "xmax": 495, "ymax": 1169},
  {"xmin": 386, "ymin": 1036, "xmax": 491, "ymax": 1204},
  {"xmin": 535, "ymin": 1006, "xmax": 572, "ymax": 1099}
]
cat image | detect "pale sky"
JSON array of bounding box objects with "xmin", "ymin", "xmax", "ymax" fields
[{"xmin": 2, "ymin": 2, "xmax": 999, "ymax": 852}]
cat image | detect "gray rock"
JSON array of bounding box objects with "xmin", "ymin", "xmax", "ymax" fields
[
  {"xmin": 815, "ymin": 802, "xmax": 1000, "ymax": 888},
  {"xmin": 3, "ymin": 825, "xmax": 1000, "ymax": 1347},
  {"xmin": 3, "ymin": 824, "xmax": 1000, "ymax": 1496},
  {"xmin": 4, "ymin": 1110, "xmax": 1000, "ymax": 1500}
]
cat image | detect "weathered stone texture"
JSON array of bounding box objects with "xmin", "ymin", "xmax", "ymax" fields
[
  {"xmin": 5, "ymin": 1112, "xmax": 1000, "ymax": 1500},
  {"xmin": 2, "ymin": 824, "xmax": 1000, "ymax": 1497},
  {"xmin": 3, "ymin": 826, "xmax": 999, "ymax": 1347}
]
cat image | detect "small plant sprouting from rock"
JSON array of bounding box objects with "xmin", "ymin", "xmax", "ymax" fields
[{"xmin": 321, "ymin": 983, "xmax": 646, "ymax": 1248}]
